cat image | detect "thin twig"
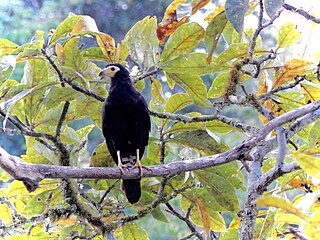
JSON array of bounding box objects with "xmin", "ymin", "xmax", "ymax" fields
[
  {"xmin": 132, "ymin": 68, "xmax": 161, "ymax": 84},
  {"xmin": 165, "ymin": 202, "xmax": 204, "ymax": 240}
]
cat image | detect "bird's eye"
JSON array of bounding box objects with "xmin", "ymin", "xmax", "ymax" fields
[{"xmin": 110, "ymin": 67, "xmax": 115, "ymax": 71}]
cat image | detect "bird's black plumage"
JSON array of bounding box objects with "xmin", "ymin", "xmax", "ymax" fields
[{"xmin": 100, "ymin": 63, "xmax": 150, "ymax": 204}]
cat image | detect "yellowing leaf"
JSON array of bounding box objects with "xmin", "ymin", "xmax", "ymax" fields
[
  {"xmin": 157, "ymin": 0, "xmax": 210, "ymax": 44},
  {"xmin": 288, "ymin": 178, "xmax": 315, "ymax": 192},
  {"xmin": 301, "ymin": 82, "xmax": 320, "ymax": 102},
  {"xmin": 195, "ymin": 196, "xmax": 211, "ymax": 238},
  {"xmin": 0, "ymin": 203, "xmax": 13, "ymax": 223},
  {"xmin": 96, "ymin": 32, "xmax": 116, "ymax": 62},
  {"xmin": 49, "ymin": 14, "xmax": 82, "ymax": 45},
  {"xmin": 277, "ymin": 22, "xmax": 302, "ymax": 50},
  {"xmin": 57, "ymin": 216, "xmax": 77, "ymax": 226},
  {"xmin": 205, "ymin": 6, "xmax": 225, "ymax": 22},
  {"xmin": 291, "ymin": 151, "xmax": 320, "ymax": 178},
  {"xmin": 272, "ymin": 59, "xmax": 312, "ymax": 89},
  {"xmin": 70, "ymin": 15, "xmax": 99, "ymax": 36},
  {"xmin": 55, "ymin": 43, "xmax": 65, "ymax": 65},
  {"xmin": 275, "ymin": 212, "xmax": 302, "ymax": 225},
  {"xmin": 229, "ymin": 217, "xmax": 240, "ymax": 229},
  {"xmin": 256, "ymin": 195, "xmax": 308, "ymax": 221}
]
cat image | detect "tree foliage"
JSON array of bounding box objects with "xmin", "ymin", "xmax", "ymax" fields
[{"xmin": 0, "ymin": 0, "xmax": 320, "ymax": 239}]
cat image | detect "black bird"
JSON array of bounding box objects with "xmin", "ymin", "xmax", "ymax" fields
[{"xmin": 99, "ymin": 63, "xmax": 150, "ymax": 204}]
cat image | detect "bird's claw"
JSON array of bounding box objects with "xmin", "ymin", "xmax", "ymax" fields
[
  {"xmin": 117, "ymin": 164, "xmax": 127, "ymax": 174},
  {"xmin": 133, "ymin": 161, "xmax": 151, "ymax": 177}
]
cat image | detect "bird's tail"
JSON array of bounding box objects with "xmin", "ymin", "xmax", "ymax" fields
[{"xmin": 122, "ymin": 178, "xmax": 141, "ymax": 204}]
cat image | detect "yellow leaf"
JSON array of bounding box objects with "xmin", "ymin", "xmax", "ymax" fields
[
  {"xmin": 288, "ymin": 178, "xmax": 315, "ymax": 192},
  {"xmin": 70, "ymin": 15, "xmax": 99, "ymax": 35},
  {"xmin": 305, "ymin": 210, "xmax": 320, "ymax": 239},
  {"xmin": 291, "ymin": 151, "xmax": 320, "ymax": 178},
  {"xmin": 256, "ymin": 72, "xmax": 268, "ymax": 95},
  {"xmin": 256, "ymin": 195, "xmax": 308, "ymax": 221},
  {"xmin": 272, "ymin": 59, "xmax": 312, "ymax": 89},
  {"xmin": 229, "ymin": 217, "xmax": 240, "ymax": 229},
  {"xmin": 0, "ymin": 204, "xmax": 13, "ymax": 223},
  {"xmin": 301, "ymin": 83, "xmax": 320, "ymax": 102},
  {"xmin": 195, "ymin": 196, "xmax": 211, "ymax": 238},
  {"xmin": 205, "ymin": 6, "xmax": 225, "ymax": 22},
  {"xmin": 55, "ymin": 43, "xmax": 65, "ymax": 65},
  {"xmin": 56, "ymin": 216, "xmax": 77, "ymax": 226},
  {"xmin": 96, "ymin": 32, "xmax": 115, "ymax": 62},
  {"xmin": 275, "ymin": 213, "xmax": 301, "ymax": 225}
]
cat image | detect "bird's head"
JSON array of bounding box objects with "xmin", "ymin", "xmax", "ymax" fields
[{"xmin": 99, "ymin": 63, "xmax": 130, "ymax": 80}]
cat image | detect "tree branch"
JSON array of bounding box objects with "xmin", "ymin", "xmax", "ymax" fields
[
  {"xmin": 283, "ymin": 3, "xmax": 320, "ymax": 24},
  {"xmin": 165, "ymin": 202, "xmax": 204, "ymax": 240}
]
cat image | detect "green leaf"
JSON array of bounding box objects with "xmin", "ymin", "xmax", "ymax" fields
[
  {"xmin": 291, "ymin": 151, "xmax": 320, "ymax": 178},
  {"xmin": 122, "ymin": 222, "xmax": 150, "ymax": 240},
  {"xmin": 169, "ymin": 130, "xmax": 229, "ymax": 154},
  {"xmin": 182, "ymin": 188, "xmax": 227, "ymax": 213},
  {"xmin": 0, "ymin": 57, "xmax": 16, "ymax": 85},
  {"xmin": 23, "ymin": 137, "xmax": 54, "ymax": 164},
  {"xmin": 205, "ymin": 11, "xmax": 228, "ymax": 64},
  {"xmin": 63, "ymin": 37, "xmax": 82, "ymax": 71},
  {"xmin": 159, "ymin": 52, "xmax": 214, "ymax": 76},
  {"xmin": 208, "ymin": 72, "xmax": 228, "ymax": 98},
  {"xmin": 150, "ymin": 77, "xmax": 166, "ymax": 105},
  {"xmin": 277, "ymin": 22, "xmax": 302, "ymax": 50},
  {"xmin": 91, "ymin": 142, "xmax": 114, "ymax": 167},
  {"xmin": 46, "ymin": 87, "xmax": 82, "ymax": 109},
  {"xmin": 166, "ymin": 72, "xmax": 210, "ymax": 106},
  {"xmin": 147, "ymin": 137, "xmax": 170, "ymax": 164},
  {"xmin": 195, "ymin": 170, "xmax": 240, "ymax": 213},
  {"xmin": 225, "ymin": 0, "xmax": 249, "ymax": 33},
  {"xmin": 12, "ymin": 30, "xmax": 45, "ymax": 59},
  {"xmin": 49, "ymin": 14, "xmax": 82, "ymax": 45},
  {"xmin": 165, "ymin": 93, "xmax": 192, "ymax": 113},
  {"xmin": 69, "ymin": 96, "xmax": 103, "ymax": 124},
  {"xmin": 206, "ymin": 120, "xmax": 239, "ymax": 134},
  {"xmin": 0, "ymin": 39, "xmax": 18, "ymax": 56},
  {"xmin": 151, "ymin": 206, "xmax": 169, "ymax": 223},
  {"xmin": 309, "ymin": 121, "xmax": 320, "ymax": 148},
  {"xmin": 216, "ymin": 43, "xmax": 250, "ymax": 65},
  {"xmin": 208, "ymin": 71, "xmax": 249, "ymax": 98},
  {"xmin": 209, "ymin": 162, "xmax": 245, "ymax": 190},
  {"xmin": 166, "ymin": 112, "xmax": 204, "ymax": 134},
  {"xmin": 264, "ymin": 0, "xmax": 284, "ymax": 19},
  {"xmin": 81, "ymin": 47, "xmax": 106, "ymax": 61},
  {"xmin": 124, "ymin": 16, "xmax": 158, "ymax": 68},
  {"xmin": 161, "ymin": 22, "xmax": 205, "ymax": 62}
]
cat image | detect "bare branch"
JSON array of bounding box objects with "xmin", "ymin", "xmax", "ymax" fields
[
  {"xmin": 165, "ymin": 202, "xmax": 204, "ymax": 240},
  {"xmin": 55, "ymin": 101, "xmax": 70, "ymax": 138},
  {"xmin": 132, "ymin": 68, "xmax": 161, "ymax": 84},
  {"xmin": 283, "ymin": 3, "xmax": 320, "ymax": 24},
  {"xmin": 258, "ymin": 76, "xmax": 305, "ymax": 102},
  {"xmin": 150, "ymin": 110, "xmax": 257, "ymax": 134}
]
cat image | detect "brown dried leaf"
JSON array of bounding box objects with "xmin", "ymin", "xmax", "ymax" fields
[{"xmin": 157, "ymin": 0, "xmax": 210, "ymax": 44}]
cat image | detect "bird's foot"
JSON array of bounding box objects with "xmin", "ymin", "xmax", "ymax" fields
[
  {"xmin": 117, "ymin": 164, "xmax": 128, "ymax": 174},
  {"xmin": 133, "ymin": 161, "xmax": 151, "ymax": 177}
]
